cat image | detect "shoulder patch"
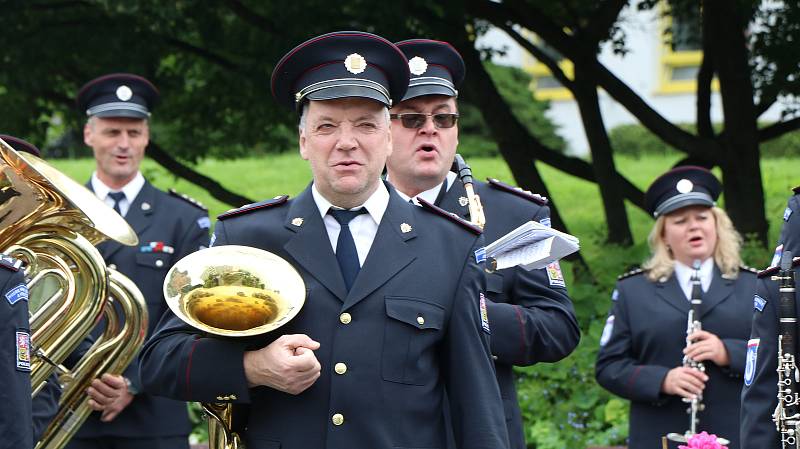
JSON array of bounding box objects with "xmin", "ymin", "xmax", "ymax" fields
[
  {"xmin": 417, "ymin": 198, "xmax": 482, "ymax": 235},
  {"xmin": 758, "ymin": 256, "xmax": 800, "ymax": 278},
  {"xmin": 218, "ymin": 195, "xmax": 289, "ymax": 220},
  {"xmin": 617, "ymin": 267, "xmax": 644, "ymax": 280},
  {"xmin": 486, "ymin": 178, "xmax": 548, "ymax": 205},
  {"xmin": 740, "ymin": 264, "xmax": 758, "ymax": 274},
  {"xmin": 169, "ymin": 189, "xmax": 208, "ymax": 211},
  {"xmin": 792, "ymin": 185, "xmax": 800, "ymax": 195},
  {"xmin": 0, "ymin": 254, "xmax": 22, "ymax": 272}
]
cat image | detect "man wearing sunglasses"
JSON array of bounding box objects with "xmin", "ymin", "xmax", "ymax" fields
[{"xmin": 385, "ymin": 39, "xmax": 580, "ymax": 449}]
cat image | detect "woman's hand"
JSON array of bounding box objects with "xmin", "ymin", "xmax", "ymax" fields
[{"xmin": 684, "ymin": 330, "xmax": 730, "ymax": 366}]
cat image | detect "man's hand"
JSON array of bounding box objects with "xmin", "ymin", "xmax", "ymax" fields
[
  {"xmin": 684, "ymin": 330, "xmax": 730, "ymax": 366},
  {"xmin": 244, "ymin": 334, "xmax": 321, "ymax": 395},
  {"xmin": 661, "ymin": 366, "xmax": 708, "ymax": 399},
  {"xmin": 86, "ymin": 373, "xmax": 135, "ymax": 422}
]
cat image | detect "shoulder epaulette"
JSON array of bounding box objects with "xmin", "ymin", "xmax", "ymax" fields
[
  {"xmin": 218, "ymin": 195, "xmax": 289, "ymax": 220},
  {"xmin": 617, "ymin": 267, "xmax": 644, "ymax": 280},
  {"xmin": 0, "ymin": 254, "xmax": 22, "ymax": 272},
  {"xmin": 758, "ymin": 256, "xmax": 800, "ymax": 278},
  {"xmin": 487, "ymin": 178, "xmax": 548, "ymax": 205},
  {"xmin": 417, "ymin": 198, "xmax": 482, "ymax": 235},
  {"xmin": 740, "ymin": 264, "xmax": 758, "ymax": 274},
  {"xmin": 792, "ymin": 185, "xmax": 800, "ymax": 195},
  {"xmin": 169, "ymin": 189, "xmax": 208, "ymax": 211}
]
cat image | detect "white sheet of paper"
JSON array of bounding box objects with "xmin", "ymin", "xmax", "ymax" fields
[{"xmin": 485, "ymin": 221, "xmax": 580, "ymax": 271}]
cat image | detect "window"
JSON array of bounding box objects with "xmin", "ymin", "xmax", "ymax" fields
[{"xmin": 657, "ymin": 3, "xmax": 717, "ymax": 94}]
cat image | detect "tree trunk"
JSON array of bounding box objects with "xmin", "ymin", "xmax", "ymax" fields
[
  {"xmin": 704, "ymin": 1, "xmax": 768, "ymax": 245},
  {"xmin": 573, "ymin": 64, "xmax": 633, "ymax": 245}
]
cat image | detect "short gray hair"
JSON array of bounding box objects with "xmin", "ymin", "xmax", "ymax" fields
[{"xmin": 298, "ymin": 101, "xmax": 390, "ymax": 132}]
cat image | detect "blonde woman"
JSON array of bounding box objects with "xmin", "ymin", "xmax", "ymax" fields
[{"xmin": 595, "ymin": 166, "xmax": 756, "ymax": 449}]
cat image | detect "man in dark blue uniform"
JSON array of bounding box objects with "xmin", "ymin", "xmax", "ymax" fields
[
  {"xmin": 0, "ymin": 253, "xmax": 32, "ymax": 449},
  {"xmin": 67, "ymin": 74, "xmax": 209, "ymax": 449},
  {"xmin": 139, "ymin": 31, "xmax": 509, "ymax": 449},
  {"xmin": 0, "ymin": 135, "xmax": 64, "ymax": 446},
  {"xmin": 739, "ymin": 188, "xmax": 800, "ymax": 446},
  {"xmin": 384, "ymin": 38, "xmax": 579, "ymax": 449}
]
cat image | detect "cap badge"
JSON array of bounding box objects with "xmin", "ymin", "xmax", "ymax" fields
[
  {"xmin": 458, "ymin": 196, "xmax": 469, "ymax": 207},
  {"xmin": 408, "ymin": 56, "xmax": 428, "ymax": 76},
  {"xmin": 676, "ymin": 179, "xmax": 693, "ymax": 194},
  {"xmin": 291, "ymin": 217, "xmax": 304, "ymax": 227},
  {"xmin": 116, "ymin": 85, "xmax": 133, "ymax": 102},
  {"xmin": 400, "ymin": 223, "xmax": 412, "ymax": 233},
  {"xmin": 344, "ymin": 53, "xmax": 367, "ymax": 74}
]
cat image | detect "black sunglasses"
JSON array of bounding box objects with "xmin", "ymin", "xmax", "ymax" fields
[{"xmin": 390, "ymin": 112, "xmax": 459, "ymax": 129}]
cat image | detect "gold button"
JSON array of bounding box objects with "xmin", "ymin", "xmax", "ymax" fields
[
  {"xmin": 332, "ymin": 413, "xmax": 344, "ymax": 426},
  {"xmin": 334, "ymin": 363, "xmax": 347, "ymax": 375},
  {"xmin": 155, "ymin": 259, "xmax": 164, "ymax": 268},
  {"xmin": 230, "ymin": 394, "xmax": 237, "ymax": 400},
  {"xmin": 339, "ymin": 313, "xmax": 352, "ymax": 324},
  {"xmin": 109, "ymin": 264, "xmax": 117, "ymax": 270},
  {"xmin": 417, "ymin": 316, "xmax": 425, "ymax": 326},
  {"xmin": 216, "ymin": 396, "xmax": 224, "ymax": 401}
]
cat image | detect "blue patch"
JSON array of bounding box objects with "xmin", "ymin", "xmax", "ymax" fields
[
  {"xmin": 5, "ymin": 283, "xmax": 28, "ymax": 305},
  {"xmin": 772, "ymin": 244, "xmax": 784, "ymax": 268},
  {"xmin": 474, "ymin": 247, "xmax": 486, "ymax": 264},
  {"xmin": 16, "ymin": 330, "xmax": 31, "ymax": 372},
  {"xmin": 744, "ymin": 339, "xmax": 759, "ymax": 387},
  {"xmin": 785, "ymin": 207, "xmax": 793, "ymax": 221},
  {"xmin": 209, "ymin": 233, "xmax": 217, "ymax": 248},
  {"xmin": 197, "ymin": 217, "xmax": 211, "ymax": 230},
  {"xmin": 754, "ymin": 294, "xmax": 766, "ymax": 312},
  {"xmin": 611, "ymin": 289, "xmax": 619, "ymax": 301},
  {"xmin": 479, "ymin": 292, "xmax": 490, "ymax": 334},
  {"xmin": 539, "ymin": 217, "xmax": 551, "ymax": 228}
]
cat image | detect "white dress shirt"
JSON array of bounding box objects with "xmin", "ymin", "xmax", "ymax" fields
[
  {"xmin": 91, "ymin": 171, "xmax": 145, "ymax": 217},
  {"xmin": 674, "ymin": 257, "xmax": 715, "ymax": 301},
  {"xmin": 390, "ymin": 171, "xmax": 456, "ymax": 205},
  {"xmin": 311, "ymin": 182, "xmax": 389, "ymax": 267}
]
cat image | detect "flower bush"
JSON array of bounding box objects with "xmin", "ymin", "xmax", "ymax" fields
[{"xmin": 678, "ymin": 431, "xmax": 728, "ymax": 449}]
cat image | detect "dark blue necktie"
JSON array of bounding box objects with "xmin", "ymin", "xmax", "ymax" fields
[
  {"xmin": 108, "ymin": 191, "xmax": 126, "ymax": 215},
  {"xmin": 329, "ymin": 208, "xmax": 368, "ymax": 292}
]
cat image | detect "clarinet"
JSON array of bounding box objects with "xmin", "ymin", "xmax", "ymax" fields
[
  {"xmin": 667, "ymin": 260, "xmax": 729, "ymax": 445},
  {"xmin": 772, "ymin": 250, "xmax": 800, "ymax": 449}
]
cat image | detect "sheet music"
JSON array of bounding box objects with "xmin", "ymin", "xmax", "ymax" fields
[{"xmin": 484, "ymin": 221, "xmax": 580, "ymax": 271}]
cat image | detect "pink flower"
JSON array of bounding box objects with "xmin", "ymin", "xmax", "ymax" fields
[{"xmin": 677, "ymin": 431, "xmax": 728, "ymax": 449}]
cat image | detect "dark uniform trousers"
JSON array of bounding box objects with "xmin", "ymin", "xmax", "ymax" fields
[
  {"xmin": 436, "ymin": 179, "xmax": 579, "ymax": 449},
  {"xmin": 0, "ymin": 267, "xmax": 32, "ymax": 449},
  {"xmin": 596, "ymin": 267, "xmax": 756, "ymax": 449},
  {"xmin": 139, "ymin": 184, "xmax": 510, "ymax": 449},
  {"xmin": 67, "ymin": 180, "xmax": 208, "ymax": 449}
]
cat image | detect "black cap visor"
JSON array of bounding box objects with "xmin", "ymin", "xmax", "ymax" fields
[
  {"xmin": 402, "ymin": 83, "xmax": 456, "ymax": 101},
  {"xmin": 655, "ymin": 192, "xmax": 714, "ymax": 217}
]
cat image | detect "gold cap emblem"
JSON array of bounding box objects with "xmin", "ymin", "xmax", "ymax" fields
[
  {"xmin": 344, "ymin": 53, "xmax": 367, "ymax": 74},
  {"xmin": 116, "ymin": 85, "xmax": 133, "ymax": 101},
  {"xmin": 291, "ymin": 217, "xmax": 304, "ymax": 227},
  {"xmin": 458, "ymin": 196, "xmax": 469, "ymax": 207},
  {"xmin": 400, "ymin": 223, "xmax": 412, "ymax": 233},
  {"xmin": 408, "ymin": 56, "xmax": 428, "ymax": 76}
]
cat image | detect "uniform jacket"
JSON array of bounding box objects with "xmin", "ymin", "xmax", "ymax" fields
[
  {"xmin": 595, "ymin": 266, "xmax": 756, "ymax": 449},
  {"xmin": 0, "ymin": 265, "xmax": 32, "ymax": 449},
  {"xmin": 777, "ymin": 189, "xmax": 800, "ymax": 255},
  {"xmin": 740, "ymin": 265, "xmax": 798, "ymax": 448},
  {"xmin": 437, "ymin": 178, "xmax": 579, "ymax": 449},
  {"xmin": 77, "ymin": 180, "xmax": 208, "ymax": 438},
  {"xmin": 140, "ymin": 183, "xmax": 509, "ymax": 449}
]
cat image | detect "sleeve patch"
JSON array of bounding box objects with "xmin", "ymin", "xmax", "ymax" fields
[
  {"xmin": 600, "ymin": 315, "xmax": 614, "ymax": 346},
  {"xmin": 754, "ymin": 294, "xmax": 766, "ymax": 312},
  {"xmin": 5, "ymin": 284, "xmax": 28, "ymax": 305},
  {"xmin": 16, "ymin": 330, "xmax": 31, "ymax": 372},
  {"xmin": 744, "ymin": 339, "xmax": 759, "ymax": 387},
  {"xmin": 772, "ymin": 244, "xmax": 784, "ymax": 268},
  {"xmin": 611, "ymin": 289, "xmax": 619, "ymax": 301},
  {"xmin": 546, "ymin": 262, "xmax": 566, "ymax": 287},
  {"xmin": 784, "ymin": 207, "xmax": 793, "ymax": 221},
  {"xmin": 479, "ymin": 292, "xmax": 490, "ymax": 334},
  {"xmin": 474, "ymin": 247, "xmax": 486, "ymax": 264},
  {"xmin": 209, "ymin": 233, "xmax": 217, "ymax": 248},
  {"xmin": 197, "ymin": 216, "xmax": 211, "ymax": 230}
]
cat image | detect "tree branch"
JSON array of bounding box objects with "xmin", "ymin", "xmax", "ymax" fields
[
  {"xmin": 696, "ymin": 7, "xmax": 714, "ymax": 139},
  {"xmin": 147, "ymin": 142, "xmax": 253, "ymax": 207},
  {"xmin": 759, "ymin": 117, "xmax": 800, "ymax": 143},
  {"xmin": 161, "ymin": 35, "xmax": 241, "ymax": 71},
  {"xmin": 499, "ymin": 23, "xmax": 575, "ymax": 92},
  {"xmin": 223, "ymin": 0, "xmax": 276, "ymax": 33},
  {"xmin": 582, "ymin": 0, "xmax": 628, "ymax": 46}
]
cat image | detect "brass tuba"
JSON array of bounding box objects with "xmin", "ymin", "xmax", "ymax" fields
[
  {"xmin": 163, "ymin": 245, "xmax": 307, "ymax": 449},
  {"xmin": 0, "ymin": 138, "xmax": 148, "ymax": 449}
]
